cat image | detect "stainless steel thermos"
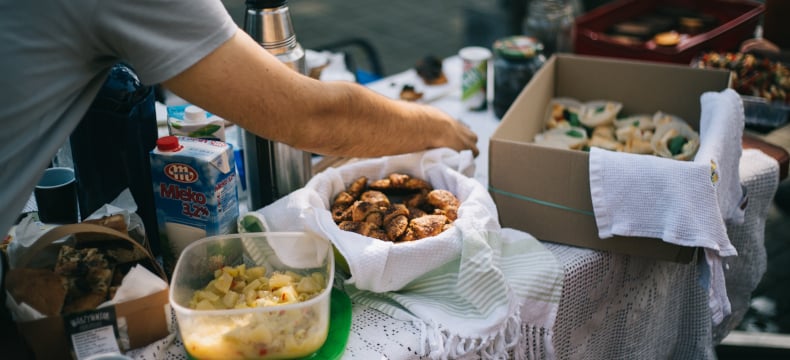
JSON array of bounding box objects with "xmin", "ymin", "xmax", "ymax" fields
[{"xmin": 242, "ymin": 0, "xmax": 312, "ymax": 210}]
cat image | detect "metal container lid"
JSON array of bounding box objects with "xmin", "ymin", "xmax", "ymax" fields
[
  {"xmin": 493, "ymin": 36, "xmax": 543, "ymax": 61},
  {"xmin": 246, "ymin": 0, "xmax": 287, "ymax": 9}
]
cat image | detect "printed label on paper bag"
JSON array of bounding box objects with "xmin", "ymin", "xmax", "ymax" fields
[{"xmin": 64, "ymin": 307, "xmax": 122, "ymax": 359}]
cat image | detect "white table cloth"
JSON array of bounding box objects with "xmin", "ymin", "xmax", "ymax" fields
[{"xmin": 128, "ymin": 57, "xmax": 779, "ymax": 360}]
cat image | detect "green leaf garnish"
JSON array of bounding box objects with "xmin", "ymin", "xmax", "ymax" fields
[
  {"xmin": 566, "ymin": 129, "xmax": 584, "ymax": 138},
  {"xmin": 566, "ymin": 111, "xmax": 580, "ymax": 127},
  {"xmin": 668, "ymin": 135, "xmax": 687, "ymax": 155}
]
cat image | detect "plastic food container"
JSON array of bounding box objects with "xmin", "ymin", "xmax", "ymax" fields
[
  {"xmin": 742, "ymin": 95, "xmax": 790, "ymax": 130},
  {"xmin": 169, "ymin": 232, "xmax": 334, "ymax": 360}
]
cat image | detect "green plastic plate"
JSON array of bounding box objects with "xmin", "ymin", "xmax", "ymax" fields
[{"xmin": 300, "ymin": 288, "xmax": 353, "ymax": 359}]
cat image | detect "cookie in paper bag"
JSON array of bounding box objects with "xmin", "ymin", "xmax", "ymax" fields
[{"xmin": 5, "ymin": 268, "xmax": 68, "ymax": 317}]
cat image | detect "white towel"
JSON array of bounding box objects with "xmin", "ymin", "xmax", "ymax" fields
[
  {"xmin": 589, "ymin": 89, "xmax": 745, "ymax": 325},
  {"xmin": 244, "ymin": 149, "xmax": 565, "ymax": 359}
]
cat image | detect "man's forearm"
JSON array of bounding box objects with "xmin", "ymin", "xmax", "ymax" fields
[
  {"xmin": 163, "ymin": 29, "xmax": 477, "ymax": 158},
  {"xmin": 287, "ymin": 81, "xmax": 465, "ymax": 157}
]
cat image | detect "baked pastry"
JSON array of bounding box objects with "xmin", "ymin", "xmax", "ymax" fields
[
  {"xmin": 427, "ymin": 190, "xmax": 460, "ymax": 221},
  {"xmin": 536, "ymin": 97, "xmax": 700, "ymax": 160},
  {"xmin": 55, "ymin": 245, "xmax": 114, "ymax": 314},
  {"xmin": 399, "ymin": 84, "xmax": 423, "ymax": 102},
  {"xmin": 350, "ymin": 200, "xmax": 384, "ymax": 226},
  {"xmin": 5, "ymin": 268, "xmax": 68, "ymax": 317},
  {"xmin": 534, "ymin": 126, "xmax": 589, "ymax": 150},
  {"xmin": 652, "ymin": 121, "xmax": 700, "ymax": 161},
  {"xmin": 545, "ymin": 97, "xmax": 584, "ymax": 129},
  {"xmin": 331, "ymin": 191, "xmax": 355, "ymax": 222},
  {"xmin": 360, "ymin": 190, "xmax": 391, "ymax": 208},
  {"xmin": 579, "ymin": 100, "xmax": 622, "ymax": 128},
  {"xmin": 338, "ymin": 221, "xmax": 388, "ymax": 241},
  {"xmin": 369, "ymin": 173, "xmax": 432, "ymax": 192},
  {"xmin": 400, "ymin": 215, "xmax": 449, "ymax": 242},
  {"xmin": 346, "ymin": 176, "xmax": 368, "ymax": 198},
  {"xmin": 654, "ymin": 31, "xmax": 680, "ymax": 46}
]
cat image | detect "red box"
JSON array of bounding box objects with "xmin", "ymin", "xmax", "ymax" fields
[{"xmin": 573, "ymin": 0, "xmax": 764, "ymax": 64}]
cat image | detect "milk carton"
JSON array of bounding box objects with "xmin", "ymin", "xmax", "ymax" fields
[
  {"xmin": 167, "ymin": 104, "xmax": 226, "ymax": 141},
  {"xmin": 150, "ymin": 136, "xmax": 238, "ymax": 272}
]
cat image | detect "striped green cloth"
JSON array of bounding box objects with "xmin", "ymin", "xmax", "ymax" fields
[{"xmin": 342, "ymin": 226, "xmax": 564, "ymax": 359}]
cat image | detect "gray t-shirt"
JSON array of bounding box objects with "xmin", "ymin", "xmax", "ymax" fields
[{"xmin": 0, "ymin": 0, "xmax": 238, "ymax": 237}]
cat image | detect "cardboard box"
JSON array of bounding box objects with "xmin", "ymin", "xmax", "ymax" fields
[
  {"xmin": 573, "ymin": 0, "xmax": 763, "ymax": 64},
  {"xmin": 489, "ymin": 54, "xmax": 732, "ymax": 262}
]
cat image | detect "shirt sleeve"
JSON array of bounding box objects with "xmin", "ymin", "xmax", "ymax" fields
[{"xmin": 94, "ymin": 0, "xmax": 239, "ymax": 85}]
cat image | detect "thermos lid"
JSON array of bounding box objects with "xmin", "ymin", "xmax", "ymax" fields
[{"xmin": 246, "ymin": 0, "xmax": 287, "ymax": 8}]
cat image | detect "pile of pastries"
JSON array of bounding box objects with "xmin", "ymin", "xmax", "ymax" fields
[
  {"xmin": 331, "ymin": 173, "xmax": 460, "ymax": 242},
  {"xmin": 534, "ymin": 97, "xmax": 700, "ymax": 160},
  {"xmin": 694, "ymin": 52, "xmax": 789, "ymax": 104}
]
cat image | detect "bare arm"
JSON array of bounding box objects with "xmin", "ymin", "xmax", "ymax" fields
[{"xmin": 162, "ymin": 29, "xmax": 479, "ymax": 158}]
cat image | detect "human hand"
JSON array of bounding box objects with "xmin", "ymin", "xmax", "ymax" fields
[{"xmin": 420, "ymin": 105, "xmax": 479, "ymax": 157}]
